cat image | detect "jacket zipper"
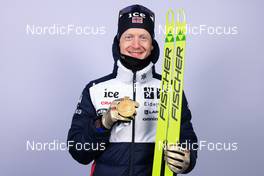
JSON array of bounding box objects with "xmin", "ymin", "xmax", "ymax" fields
[{"xmin": 129, "ymin": 72, "xmax": 136, "ymax": 176}]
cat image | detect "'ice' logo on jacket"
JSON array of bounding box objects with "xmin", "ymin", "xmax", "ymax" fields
[{"xmin": 104, "ymin": 88, "xmax": 119, "ymax": 98}]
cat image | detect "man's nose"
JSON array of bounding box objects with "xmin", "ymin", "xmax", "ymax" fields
[{"xmin": 132, "ymin": 38, "xmax": 140, "ymax": 48}]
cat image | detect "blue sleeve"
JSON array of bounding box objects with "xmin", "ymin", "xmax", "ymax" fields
[
  {"xmin": 179, "ymin": 92, "xmax": 198, "ymax": 174},
  {"xmin": 67, "ymin": 82, "xmax": 110, "ymax": 165}
]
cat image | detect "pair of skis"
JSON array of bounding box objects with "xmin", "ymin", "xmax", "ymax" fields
[{"xmin": 152, "ymin": 9, "xmax": 187, "ymax": 176}]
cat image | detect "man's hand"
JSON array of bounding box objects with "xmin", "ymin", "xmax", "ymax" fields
[
  {"xmin": 101, "ymin": 96, "xmax": 139, "ymax": 129},
  {"xmin": 164, "ymin": 144, "xmax": 190, "ymax": 174}
]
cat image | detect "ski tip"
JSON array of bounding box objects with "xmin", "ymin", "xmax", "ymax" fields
[
  {"xmin": 177, "ymin": 9, "xmax": 186, "ymax": 23},
  {"xmin": 166, "ymin": 9, "xmax": 175, "ymax": 34}
]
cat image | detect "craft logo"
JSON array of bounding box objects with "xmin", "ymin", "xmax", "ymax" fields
[
  {"xmin": 100, "ymin": 101, "xmax": 112, "ymax": 105},
  {"xmin": 141, "ymin": 73, "xmax": 147, "ymax": 80},
  {"xmin": 103, "ymin": 88, "xmax": 119, "ymax": 98}
]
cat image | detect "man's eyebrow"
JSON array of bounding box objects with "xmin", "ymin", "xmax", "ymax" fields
[
  {"xmin": 124, "ymin": 33, "xmax": 133, "ymax": 36},
  {"xmin": 139, "ymin": 34, "xmax": 150, "ymax": 38}
]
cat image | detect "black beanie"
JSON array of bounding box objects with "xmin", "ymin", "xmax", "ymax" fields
[{"xmin": 117, "ymin": 4, "xmax": 155, "ymax": 40}]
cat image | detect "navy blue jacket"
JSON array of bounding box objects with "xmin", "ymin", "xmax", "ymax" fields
[{"xmin": 67, "ymin": 36, "xmax": 198, "ymax": 176}]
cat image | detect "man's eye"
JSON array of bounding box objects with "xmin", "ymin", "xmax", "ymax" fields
[
  {"xmin": 125, "ymin": 36, "xmax": 133, "ymax": 40},
  {"xmin": 140, "ymin": 36, "xmax": 148, "ymax": 41}
]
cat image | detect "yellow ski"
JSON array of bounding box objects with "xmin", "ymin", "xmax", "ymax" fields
[{"xmin": 152, "ymin": 9, "xmax": 187, "ymax": 176}]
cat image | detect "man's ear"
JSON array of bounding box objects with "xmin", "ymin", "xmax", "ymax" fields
[{"xmin": 151, "ymin": 45, "xmax": 154, "ymax": 50}]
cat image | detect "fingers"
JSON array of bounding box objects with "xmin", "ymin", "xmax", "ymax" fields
[
  {"xmin": 111, "ymin": 99, "xmax": 122, "ymax": 106},
  {"xmin": 112, "ymin": 96, "xmax": 140, "ymax": 108},
  {"xmin": 116, "ymin": 114, "xmax": 134, "ymax": 121},
  {"xmin": 110, "ymin": 101, "xmax": 119, "ymax": 109},
  {"xmin": 167, "ymin": 161, "xmax": 185, "ymax": 174},
  {"xmin": 134, "ymin": 101, "xmax": 140, "ymax": 108},
  {"xmin": 111, "ymin": 110, "xmax": 135, "ymax": 121},
  {"xmin": 165, "ymin": 150, "xmax": 185, "ymax": 162},
  {"xmin": 164, "ymin": 143, "xmax": 190, "ymax": 174},
  {"xmin": 164, "ymin": 152, "xmax": 189, "ymax": 174},
  {"xmin": 165, "ymin": 156, "xmax": 185, "ymax": 168},
  {"xmin": 111, "ymin": 97, "xmax": 126, "ymax": 107},
  {"xmin": 111, "ymin": 97, "xmax": 139, "ymax": 121},
  {"xmin": 167, "ymin": 144, "xmax": 190, "ymax": 154}
]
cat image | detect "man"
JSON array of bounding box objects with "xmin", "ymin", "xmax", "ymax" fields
[{"xmin": 67, "ymin": 4, "xmax": 198, "ymax": 176}]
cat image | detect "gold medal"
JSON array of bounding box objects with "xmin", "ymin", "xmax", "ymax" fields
[{"xmin": 117, "ymin": 97, "xmax": 136, "ymax": 117}]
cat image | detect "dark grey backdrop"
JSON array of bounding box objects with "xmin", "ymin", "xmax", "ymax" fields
[{"xmin": 1, "ymin": 0, "xmax": 263, "ymax": 175}]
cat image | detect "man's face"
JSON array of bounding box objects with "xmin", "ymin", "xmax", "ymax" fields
[{"xmin": 119, "ymin": 28, "xmax": 153, "ymax": 60}]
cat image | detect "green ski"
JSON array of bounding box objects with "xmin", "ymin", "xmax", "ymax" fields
[{"xmin": 152, "ymin": 9, "xmax": 187, "ymax": 176}]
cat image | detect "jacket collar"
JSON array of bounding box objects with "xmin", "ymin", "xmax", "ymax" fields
[{"xmin": 116, "ymin": 60, "xmax": 154, "ymax": 83}]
